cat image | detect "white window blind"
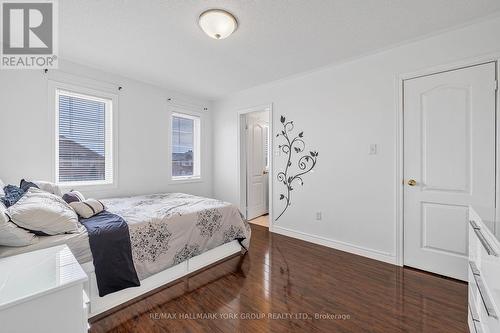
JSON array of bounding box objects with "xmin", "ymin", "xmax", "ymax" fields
[
  {"xmin": 172, "ymin": 112, "xmax": 200, "ymax": 179},
  {"xmin": 56, "ymin": 89, "xmax": 113, "ymax": 185}
]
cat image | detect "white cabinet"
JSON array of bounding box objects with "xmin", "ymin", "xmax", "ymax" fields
[
  {"xmin": 468, "ymin": 208, "xmax": 500, "ymax": 333},
  {"xmin": 0, "ymin": 245, "xmax": 89, "ymax": 333}
]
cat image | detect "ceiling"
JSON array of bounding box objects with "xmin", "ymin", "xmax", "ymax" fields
[{"xmin": 59, "ymin": 0, "xmax": 500, "ymax": 100}]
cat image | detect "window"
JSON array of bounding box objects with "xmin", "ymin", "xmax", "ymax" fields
[
  {"xmin": 55, "ymin": 89, "xmax": 114, "ymax": 186},
  {"xmin": 171, "ymin": 113, "xmax": 201, "ymax": 180}
]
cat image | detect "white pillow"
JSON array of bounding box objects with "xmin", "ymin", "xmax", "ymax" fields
[
  {"xmin": 6, "ymin": 187, "xmax": 79, "ymax": 235},
  {"xmin": 0, "ymin": 201, "xmax": 38, "ymax": 246},
  {"xmin": 70, "ymin": 199, "xmax": 105, "ymax": 219},
  {"xmin": 33, "ymin": 181, "xmax": 63, "ymax": 197},
  {"xmin": 0, "ymin": 202, "xmax": 7, "ymax": 224},
  {"xmin": 0, "ymin": 178, "xmax": 5, "ymax": 197}
]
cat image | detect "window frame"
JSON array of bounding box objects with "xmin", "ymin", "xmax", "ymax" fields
[
  {"xmin": 49, "ymin": 80, "xmax": 118, "ymax": 191},
  {"xmin": 170, "ymin": 109, "xmax": 202, "ymax": 183}
]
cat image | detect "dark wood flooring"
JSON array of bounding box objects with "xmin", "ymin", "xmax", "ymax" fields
[{"xmin": 89, "ymin": 224, "xmax": 468, "ymax": 333}]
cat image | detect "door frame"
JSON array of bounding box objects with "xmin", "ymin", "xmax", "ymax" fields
[
  {"xmin": 237, "ymin": 103, "xmax": 274, "ymax": 231},
  {"xmin": 395, "ymin": 55, "xmax": 500, "ymax": 267}
]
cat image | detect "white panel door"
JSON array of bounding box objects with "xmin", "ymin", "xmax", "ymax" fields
[
  {"xmin": 246, "ymin": 114, "xmax": 268, "ymax": 220},
  {"xmin": 404, "ymin": 63, "xmax": 496, "ymax": 281}
]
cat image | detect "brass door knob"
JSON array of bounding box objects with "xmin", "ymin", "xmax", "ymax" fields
[{"xmin": 407, "ymin": 179, "xmax": 417, "ymax": 186}]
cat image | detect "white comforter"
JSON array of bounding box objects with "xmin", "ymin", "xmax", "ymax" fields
[{"xmin": 102, "ymin": 193, "xmax": 251, "ymax": 280}]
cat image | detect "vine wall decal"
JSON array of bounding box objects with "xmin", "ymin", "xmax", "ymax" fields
[{"xmin": 275, "ymin": 115, "xmax": 319, "ymax": 221}]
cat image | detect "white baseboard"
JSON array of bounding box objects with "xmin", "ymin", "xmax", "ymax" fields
[{"xmin": 272, "ymin": 225, "xmax": 397, "ymax": 265}]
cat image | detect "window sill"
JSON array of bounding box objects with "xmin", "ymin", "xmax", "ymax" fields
[
  {"xmin": 57, "ymin": 181, "xmax": 117, "ymax": 193},
  {"xmin": 170, "ymin": 177, "xmax": 203, "ymax": 184}
]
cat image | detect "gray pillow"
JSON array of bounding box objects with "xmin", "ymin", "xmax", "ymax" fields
[
  {"xmin": 63, "ymin": 190, "xmax": 85, "ymax": 204},
  {"xmin": 70, "ymin": 199, "xmax": 105, "ymax": 219},
  {"xmin": 6, "ymin": 187, "xmax": 79, "ymax": 236}
]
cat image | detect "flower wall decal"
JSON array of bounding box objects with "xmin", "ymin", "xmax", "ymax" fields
[{"xmin": 275, "ymin": 115, "xmax": 319, "ymax": 221}]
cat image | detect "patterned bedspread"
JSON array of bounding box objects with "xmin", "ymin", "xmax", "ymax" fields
[{"xmin": 102, "ymin": 193, "xmax": 251, "ymax": 280}]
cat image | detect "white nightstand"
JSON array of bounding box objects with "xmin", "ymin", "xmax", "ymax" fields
[{"xmin": 0, "ymin": 245, "xmax": 89, "ymax": 333}]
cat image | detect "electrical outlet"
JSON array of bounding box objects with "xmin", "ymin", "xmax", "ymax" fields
[
  {"xmin": 316, "ymin": 212, "xmax": 322, "ymax": 221},
  {"xmin": 369, "ymin": 144, "xmax": 377, "ymax": 155}
]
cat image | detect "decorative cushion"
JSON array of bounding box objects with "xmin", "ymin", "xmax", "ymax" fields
[
  {"xmin": 0, "ymin": 201, "xmax": 37, "ymax": 246},
  {"xmin": 63, "ymin": 191, "xmax": 85, "ymax": 204},
  {"xmin": 1, "ymin": 185, "xmax": 26, "ymax": 207},
  {"xmin": 70, "ymin": 199, "xmax": 105, "ymax": 219},
  {"xmin": 20, "ymin": 179, "xmax": 39, "ymax": 192},
  {"xmin": 34, "ymin": 181, "xmax": 63, "ymax": 197},
  {"xmin": 6, "ymin": 187, "xmax": 79, "ymax": 236}
]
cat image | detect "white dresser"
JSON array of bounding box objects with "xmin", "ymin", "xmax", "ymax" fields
[
  {"xmin": 0, "ymin": 245, "xmax": 89, "ymax": 333},
  {"xmin": 468, "ymin": 208, "xmax": 500, "ymax": 333}
]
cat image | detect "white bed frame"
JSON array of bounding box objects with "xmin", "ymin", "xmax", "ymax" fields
[{"xmin": 81, "ymin": 240, "xmax": 242, "ymax": 318}]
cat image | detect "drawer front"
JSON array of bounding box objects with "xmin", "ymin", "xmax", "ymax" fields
[
  {"xmin": 469, "ymin": 269, "xmax": 500, "ymax": 332},
  {"xmin": 468, "ymin": 309, "xmax": 476, "ymax": 333},
  {"xmin": 469, "ymin": 209, "xmax": 500, "ymax": 266},
  {"xmin": 469, "ymin": 301, "xmax": 488, "ymax": 333},
  {"xmin": 469, "ymin": 264, "xmax": 481, "ymax": 306},
  {"xmin": 82, "ymin": 291, "xmax": 90, "ymax": 332},
  {"xmin": 469, "ymin": 208, "xmax": 500, "ymax": 333},
  {"xmin": 469, "ymin": 222, "xmax": 480, "ymax": 267}
]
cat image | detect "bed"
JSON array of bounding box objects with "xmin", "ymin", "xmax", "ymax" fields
[{"xmin": 0, "ymin": 192, "xmax": 251, "ymax": 318}]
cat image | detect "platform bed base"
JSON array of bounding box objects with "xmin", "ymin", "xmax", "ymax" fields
[{"xmin": 83, "ymin": 240, "xmax": 244, "ymax": 322}]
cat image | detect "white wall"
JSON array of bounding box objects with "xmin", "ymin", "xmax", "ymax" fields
[
  {"xmin": 0, "ymin": 60, "xmax": 213, "ymax": 199},
  {"xmin": 212, "ymin": 16, "xmax": 500, "ymax": 264}
]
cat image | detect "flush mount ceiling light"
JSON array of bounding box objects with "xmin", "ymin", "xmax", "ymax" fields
[{"xmin": 199, "ymin": 9, "xmax": 238, "ymax": 40}]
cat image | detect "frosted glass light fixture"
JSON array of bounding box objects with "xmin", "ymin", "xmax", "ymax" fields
[{"xmin": 199, "ymin": 9, "xmax": 238, "ymax": 40}]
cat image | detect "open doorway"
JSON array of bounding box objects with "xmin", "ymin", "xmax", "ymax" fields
[{"xmin": 238, "ymin": 105, "xmax": 272, "ymax": 228}]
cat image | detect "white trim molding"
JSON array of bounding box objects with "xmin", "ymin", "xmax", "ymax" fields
[
  {"xmin": 48, "ymin": 79, "xmax": 119, "ymax": 193},
  {"xmin": 170, "ymin": 111, "xmax": 202, "ymax": 182},
  {"xmin": 272, "ymin": 225, "xmax": 397, "ymax": 265},
  {"xmin": 167, "ymin": 102, "xmax": 207, "ymax": 185},
  {"xmin": 236, "ymin": 103, "xmax": 274, "ymax": 231}
]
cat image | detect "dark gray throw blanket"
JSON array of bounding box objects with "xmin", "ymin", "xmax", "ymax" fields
[{"xmin": 80, "ymin": 211, "xmax": 140, "ymax": 296}]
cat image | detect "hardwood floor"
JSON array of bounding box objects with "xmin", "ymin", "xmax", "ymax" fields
[
  {"xmin": 249, "ymin": 214, "xmax": 269, "ymax": 227},
  {"xmin": 90, "ymin": 224, "xmax": 468, "ymax": 333}
]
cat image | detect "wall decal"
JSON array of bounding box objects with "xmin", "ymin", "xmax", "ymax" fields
[{"xmin": 275, "ymin": 115, "xmax": 318, "ymax": 221}]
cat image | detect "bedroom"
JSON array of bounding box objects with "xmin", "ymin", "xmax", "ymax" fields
[{"xmin": 1, "ymin": 1, "xmax": 500, "ymax": 332}]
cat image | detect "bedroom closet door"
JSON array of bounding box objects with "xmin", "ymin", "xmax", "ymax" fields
[{"xmin": 403, "ymin": 62, "xmax": 497, "ymax": 281}]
